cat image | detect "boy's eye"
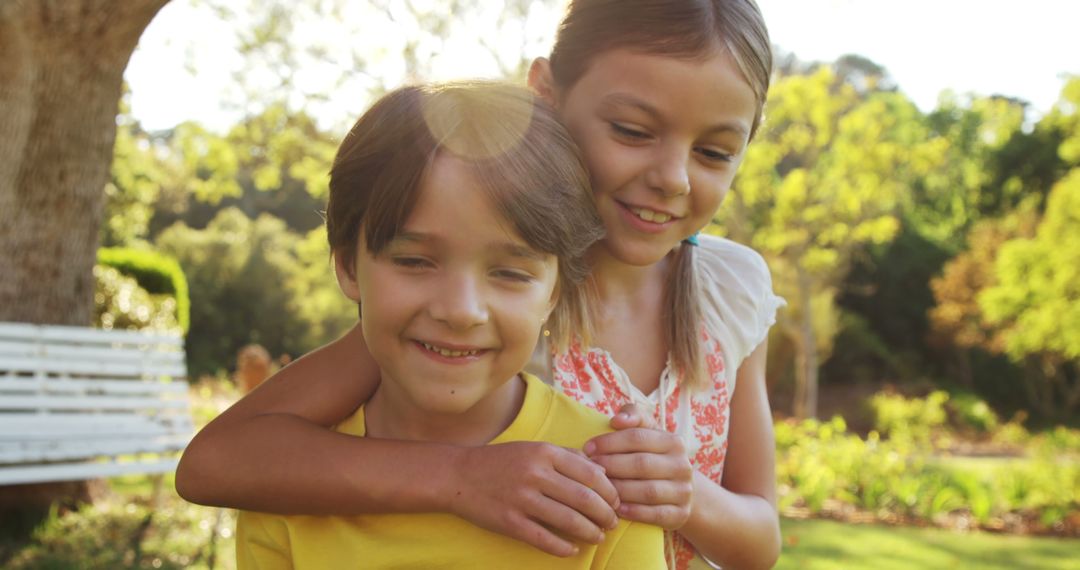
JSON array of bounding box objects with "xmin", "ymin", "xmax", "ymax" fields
[
  {"xmin": 492, "ymin": 269, "xmax": 535, "ymax": 283},
  {"xmin": 391, "ymin": 256, "xmax": 433, "ymax": 269},
  {"xmin": 610, "ymin": 122, "xmax": 650, "ymax": 140}
]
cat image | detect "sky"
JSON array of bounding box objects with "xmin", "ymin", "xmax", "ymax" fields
[{"xmin": 125, "ymin": 0, "xmax": 1080, "ymax": 132}]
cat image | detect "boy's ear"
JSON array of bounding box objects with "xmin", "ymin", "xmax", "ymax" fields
[
  {"xmin": 333, "ymin": 252, "xmax": 362, "ymax": 303},
  {"xmin": 528, "ymin": 57, "xmax": 558, "ymax": 107}
]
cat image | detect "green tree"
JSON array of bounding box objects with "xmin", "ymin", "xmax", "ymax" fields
[
  {"xmin": 978, "ymin": 169, "xmax": 1080, "ymax": 419},
  {"xmin": 720, "ymin": 67, "xmax": 939, "ymax": 418},
  {"xmin": 156, "ymin": 208, "xmax": 353, "ymax": 378}
]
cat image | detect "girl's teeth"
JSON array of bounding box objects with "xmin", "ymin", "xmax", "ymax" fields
[
  {"xmin": 422, "ymin": 342, "xmax": 477, "ymax": 357},
  {"xmin": 631, "ymin": 207, "xmax": 671, "ymax": 223}
]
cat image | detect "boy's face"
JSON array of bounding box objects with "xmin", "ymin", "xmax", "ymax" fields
[{"xmin": 336, "ymin": 155, "xmax": 559, "ymax": 433}]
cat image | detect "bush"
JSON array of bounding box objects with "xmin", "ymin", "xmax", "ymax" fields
[
  {"xmin": 947, "ymin": 392, "xmax": 1001, "ymax": 434},
  {"xmin": 155, "ymin": 208, "xmax": 353, "ymax": 378},
  {"xmin": 3, "ymin": 491, "xmax": 234, "ymax": 570},
  {"xmin": 98, "ymin": 247, "xmax": 190, "ymax": 333},
  {"xmin": 93, "ymin": 266, "xmax": 180, "ymax": 334},
  {"xmin": 776, "ymin": 415, "xmax": 1080, "ymax": 533},
  {"xmin": 869, "ymin": 389, "xmax": 948, "ymax": 444}
]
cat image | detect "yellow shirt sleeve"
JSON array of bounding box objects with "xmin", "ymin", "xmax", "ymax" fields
[{"xmin": 236, "ymin": 511, "xmax": 293, "ymax": 570}]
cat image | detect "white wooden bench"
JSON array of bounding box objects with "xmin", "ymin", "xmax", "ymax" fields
[{"xmin": 0, "ymin": 322, "xmax": 192, "ymax": 486}]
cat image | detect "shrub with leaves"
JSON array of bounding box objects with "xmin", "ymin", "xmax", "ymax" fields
[{"xmin": 93, "ymin": 266, "xmax": 180, "ymax": 334}]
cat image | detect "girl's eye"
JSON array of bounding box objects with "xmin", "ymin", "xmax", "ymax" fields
[
  {"xmin": 695, "ymin": 146, "xmax": 735, "ymax": 164},
  {"xmin": 610, "ymin": 122, "xmax": 650, "ymax": 140}
]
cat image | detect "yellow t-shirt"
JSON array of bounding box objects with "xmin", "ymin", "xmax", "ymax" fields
[{"xmin": 236, "ymin": 373, "xmax": 666, "ymax": 570}]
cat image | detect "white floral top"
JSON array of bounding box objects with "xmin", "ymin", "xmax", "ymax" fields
[{"xmin": 545, "ymin": 235, "xmax": 785, "ymax": 570}]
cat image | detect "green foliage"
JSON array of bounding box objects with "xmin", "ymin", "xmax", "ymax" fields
[
  {"xmin": 980, "ymin": 169, "xmax": 1080, "ymax": 360},
  {"xmin": 947, "ymin": 392, "xmax": 1000, "ymax": 434},
  {"xmin": 93, "ymin": 266, "xmax": 180, "ymax": 334},
  {"xmin": 101, "ymin": 91, "xmax": 184, "ymax": 248},
  {"xmin": 721, "ymin": 65, "xmax": 944, "ymax": 416},
  {"xmin": 155, "ymin": 208, "xmax": 353, "ymax": 377},
  {"xmin": 3, "ymin": 488, "xmax": 235, "ymax": 570},
  {"xmin": 975, "ymin": 169, "xmax": 1080, "ymax": 419},
  {"xmin": 776, "ymin": 415, "xmax": 1080, "ymax": 531},
  {"xmin": 869, "ymin": 390, "xmax": 948, "ymax": 444},
  {"xmin": 98, "ymin": 248, "xmax": 190, "ymax": 333}
]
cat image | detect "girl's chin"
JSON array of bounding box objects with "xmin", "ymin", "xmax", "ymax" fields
[{"xmin": 597, "ymin": 235, "xmax": 678, "ymax": 267}]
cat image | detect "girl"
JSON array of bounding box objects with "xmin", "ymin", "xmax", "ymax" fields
[
  {"xmin": 237, "ymin": 81, "xmax": 664, "ymax": 569},
  {"xmin": 178, "ymin": 1, "xmax": 783, "ymax": 568}
]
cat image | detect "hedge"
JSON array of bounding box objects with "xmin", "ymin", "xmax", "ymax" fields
[{"xmin": 97, "ymin": 247, "xmax": 190, "ymax": 333}]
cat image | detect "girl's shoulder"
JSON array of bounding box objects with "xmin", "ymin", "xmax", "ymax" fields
[
  {"xmin": 694, "ymin": 234, "xmax": 774, "ymax": 294},
  {"xmin": 693, "ymin": 234, "xmax": 786, "ymax": 368}
]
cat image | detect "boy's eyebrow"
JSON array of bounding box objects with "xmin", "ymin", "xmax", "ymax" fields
[
  {"xmin": 391, "ymin": 232, "xmax": 547, "ymax": 261},
  {"xmin": 600, "ymin": 92, "xmax": 749, "ymax": 137},
  {"xmin": 495, "ymin": 242, "xmax": 548, "ymax": 262}
]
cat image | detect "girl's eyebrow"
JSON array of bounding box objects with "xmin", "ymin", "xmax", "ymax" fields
[{"xmin": 600, "ymin": 92, "xmax": 749, "ymax": 137}]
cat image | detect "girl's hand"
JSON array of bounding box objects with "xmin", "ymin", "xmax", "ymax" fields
[
  {"xmin": 447, "ymin": 441, "xmax": 620, "ymax": 557},
  {"xmin": 584, "ymin": 403, "xmax": 694, "ymax": 530}
]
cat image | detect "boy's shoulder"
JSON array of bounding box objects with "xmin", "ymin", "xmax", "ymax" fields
[{"xmin": 503, "ymin": 373, "xmax": 612, "ymax": 450}]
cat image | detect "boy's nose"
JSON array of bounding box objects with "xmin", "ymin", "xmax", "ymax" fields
[{"xmin": 429, "ymin": 274, "xmax": 489, "ymax": 330}]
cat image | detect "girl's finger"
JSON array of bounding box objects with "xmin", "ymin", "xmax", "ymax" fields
[
  {"xmin": 586, "ymin": 428, "xmax": 684, "ymax": 456},
  {"xmin": 610, "ymin": 478, "xmax": 693, "ymax": 507},
  {"xmin": 590, "ymin": 451, "xmax": 692, "ymax": 480},
  {"xmin": 615, "ymin": 502, "xmax": 692, "ymax": 531},
  {"xmin": 608, "ymin": 403, "xmax": 656, "ymax": 430}
]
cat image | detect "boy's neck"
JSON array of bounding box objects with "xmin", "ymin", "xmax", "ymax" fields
[{"xmin": 363, "ymin": 373, "xmax": 527, "ymax": 446}]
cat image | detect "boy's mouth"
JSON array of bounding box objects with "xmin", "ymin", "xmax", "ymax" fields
[{"xmin": 417, "ymin": 340, "xmax": 482, "ymax": 358}]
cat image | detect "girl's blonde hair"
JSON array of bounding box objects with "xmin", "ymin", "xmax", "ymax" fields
[{"xmin": 549, "ymin": 0, "xmax": 773, "ymax": 390}]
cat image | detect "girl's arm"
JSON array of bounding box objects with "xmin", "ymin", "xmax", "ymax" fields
[
  {"xmin": 176, "ymin": 323, "xmax": 621, "ymax": 557},
  {"xmin": 586, "ymin": 340, "xmax": 781, "ymax": 569}
]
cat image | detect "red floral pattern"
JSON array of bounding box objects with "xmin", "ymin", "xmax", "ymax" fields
[{"xmin": 551, "ymin": 332, "xmax": 730, "ymax": 570}]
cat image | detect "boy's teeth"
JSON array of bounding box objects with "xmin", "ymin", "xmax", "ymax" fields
[
  {"xmin": 422, "ymin": 342, "xmax": 477, "ymax": 357},
  {"xmin": 631, "ymin": 207, "xmax": 671, "ymax": 223}
]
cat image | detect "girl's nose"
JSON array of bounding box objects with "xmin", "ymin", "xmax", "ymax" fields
[
  {"xmin": 644, "ymin": 145, "xmax": 691, "ymax": 197},
  {"xmin": 429, "ymin": 273, "xmax": 489, "ymax": 330}
]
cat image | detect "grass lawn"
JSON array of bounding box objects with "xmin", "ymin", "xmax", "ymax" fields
[{"xmin": 778, "ymin": 517, "xmax": 1080, "ymax": 570}]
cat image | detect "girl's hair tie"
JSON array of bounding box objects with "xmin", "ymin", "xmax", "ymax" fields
[{"xmin": 683, "ymin": 232, "xmax": 700, "ymax": 246}]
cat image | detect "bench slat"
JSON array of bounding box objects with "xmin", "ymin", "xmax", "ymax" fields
[
  {"xmin": 0, "ymin": 340, "xmax": 184, "ymax": 365},
  {"xmin": 0, "ymin": 357, "xmax": 185, "ymax": 378},
  {"xmin": 1, "ymin": 395, "xmax": 190, "ymax": 412},
  {"xmin": 0, "ymin": 435, "xmax": 191, "ymax": 463},
  {"xmin": 0, "ymin": 458, "xmax": 180, "ymax": 486},
  {"xmin": 0, "ymin": 322, "xmax": 183, "ymax": 347},
  {"xmin": 0, "ymin": 377, "xmax": 188, "ymax": 396}
]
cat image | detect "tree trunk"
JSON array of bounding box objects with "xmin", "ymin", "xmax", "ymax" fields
[
  {"xmin": 792, "ymin": 265, "xmax": 819, "ymax": 419},
  {"xmin": 0, "ymin": 0, "xmax": 169, "ymax": 324},
  {"xmin": 0, "ymin": 0, "xmax": 170, "ymax": 523}
]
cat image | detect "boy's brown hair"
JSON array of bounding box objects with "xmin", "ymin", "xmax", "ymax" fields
[{"xmin": 326, "ymin": 81, "xmax": 604, "ymax": 349}]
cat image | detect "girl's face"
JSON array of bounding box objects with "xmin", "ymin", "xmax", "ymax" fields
[
  {"xmin": 336, "ymin": 155, "xmax": 559, "ymax": 434},
  {"xmin": 534, "ymin": 48, "xmax": 758, "ymax": 266}
]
